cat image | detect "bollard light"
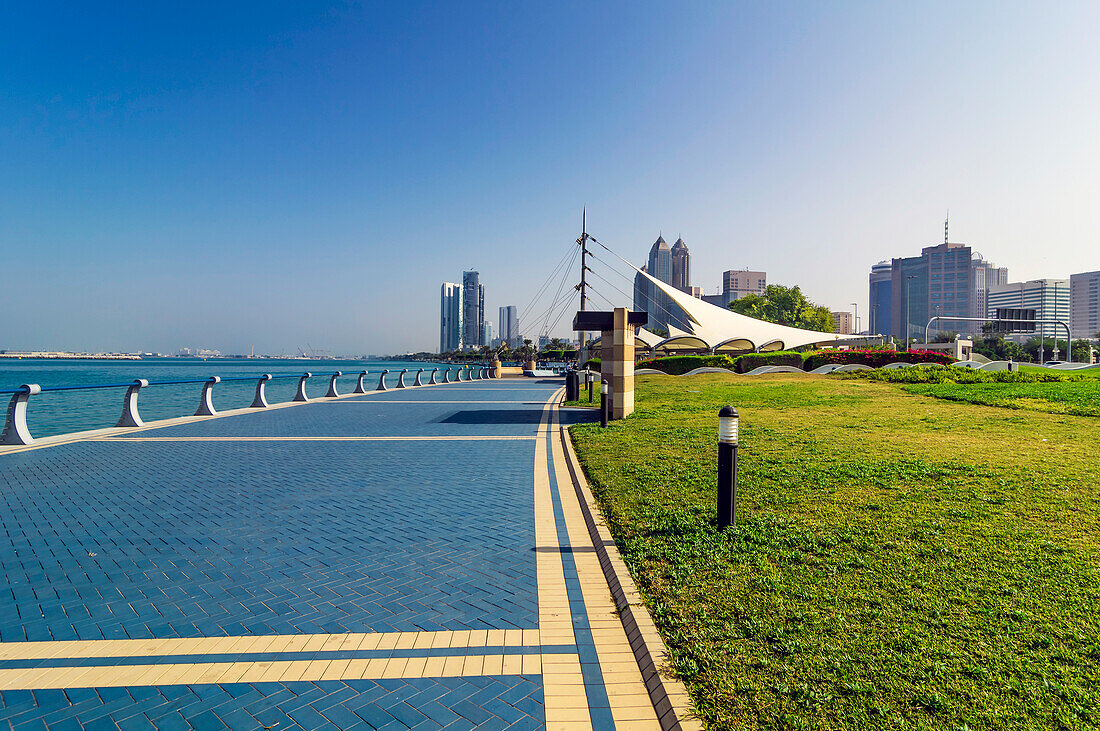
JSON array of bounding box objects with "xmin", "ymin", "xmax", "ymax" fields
[
  {"xmin": 600, "ymin": 381, "xmax": 609, "ymax": 428},
  {"xmin": 718, "ymin": 405, "xmax": 739, "ymax": 446},
  {"xmin": 717, "ymin": 406, "xmax": 739, "ymax": 529}
]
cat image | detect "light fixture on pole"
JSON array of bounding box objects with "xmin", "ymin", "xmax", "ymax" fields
[{"xmin": 717, "ymin": 406, "xmax": 739, "ymax": 528}]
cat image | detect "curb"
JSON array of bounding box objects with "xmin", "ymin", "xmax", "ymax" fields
[{"xmin": 558, "ymin": 425, "xmax": 703, "ymax": 731}]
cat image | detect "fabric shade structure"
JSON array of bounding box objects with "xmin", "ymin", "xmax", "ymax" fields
[{"xmin": 636, "ymin": 268, "xmax": 844, "ymax": 352}]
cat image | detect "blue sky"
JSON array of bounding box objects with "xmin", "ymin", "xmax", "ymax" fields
[{"xmin": 2, "ymin": 1, "xmax": 1098, "ymax": 354}]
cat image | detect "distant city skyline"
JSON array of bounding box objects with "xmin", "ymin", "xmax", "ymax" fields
[{"xmin": 2, "ymin": 3, "xmax": 1099, "ymax": 353}]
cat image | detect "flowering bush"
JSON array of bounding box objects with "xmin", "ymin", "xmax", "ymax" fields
[{"xmin": 803, "ymin": 349, "xmax": 953, "ymax": 371}]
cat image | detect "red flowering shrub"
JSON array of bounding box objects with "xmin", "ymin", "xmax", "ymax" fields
[{"xmin": 803, "ymin": 349, "xmax": 954, "ymax": 370}]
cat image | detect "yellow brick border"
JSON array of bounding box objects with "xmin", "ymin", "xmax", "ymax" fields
[{"xmin": 558, "ymin": 425, "xmax": 703, "ymax": 731}]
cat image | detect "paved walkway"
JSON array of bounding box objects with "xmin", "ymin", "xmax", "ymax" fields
[{"xmin": 0, "ymin": 378, "xmax": 662, "ymax": 730}]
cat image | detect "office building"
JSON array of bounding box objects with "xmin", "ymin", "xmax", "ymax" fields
[
  {"xmin": 868, "ymin": 260, "xmax": 892, "ymax": 337},
  {"xmin": 439, "ymin": 282, "xmax": 463, "ymax": 352},
  {"xmin": 671, "ymin": 237, "xmax": 690, "ymax": 291},
  {"xmin": 633, "ymin": 235, "xmax": 691, "ymax": 332},
  {"xmin": 988, "ymin": 279, "xmax": 1070, "ymax": 341},
  {"xmin": 890, "ymin": 242, "xmax": 1007, "ymax": 342},
  {"xmin": 482, "ymin": 321, "xmax": 493, "ymax": 348},
  {"xmin": 722, "ymin": 270, "xmax": 767, "ymax": 301},
  {"xmin": 462, "ymin": 270, "xmax": 485, "ymax": 348},
  {"xmin": 831, "ymin": 311, "xmax": 853, "ymax": 335},
  {"xmin": 499, "ymin": 305, "xmax": 519, "ymax": 347},
  {"xmin": 1071, "ymin": 270, "xmax": 1100, "ymax": 339}
]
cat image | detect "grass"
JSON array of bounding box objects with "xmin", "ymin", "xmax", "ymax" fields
[
  {"xmin": 835, "ymin": 366, "xmax": 1100, "ymax": 418},
  {"xmin": 568, "ymin": 373, "xmax": 1100, "ymax": 731}
]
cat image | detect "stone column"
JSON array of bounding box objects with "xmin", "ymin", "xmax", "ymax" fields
[
  {"xmin": 601, "ymin": 307, "xmax": 635, "ymax": 419},
  {"xmin": 491, "ymin": 359, "xmax": 502, "ymax": 378}
]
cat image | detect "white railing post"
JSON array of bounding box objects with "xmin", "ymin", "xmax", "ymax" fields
[
  {"xmin": 354, "ymin": 371, "xmax": 368, "ymax": 394},
  {"xmin": 397, "ymin": 369, "xmax": 408, "ymax": 389},
  {"xmin": 195, "ymin": 376, "xmax": 220, "ymax": 416},
  {"xmin": 251, "ymin": 374, "xmax": 272, "ymax": 408},
  {"xmin": 1, "ymin": 384, "xmax": 40, "ymax": 445},
  {"xmin": 117, "ymin": 379, "xmax": 149, "ymax": 428},
  {"xmin": 294, "ymin": 373, "xmax": 312, "ymax": 402},
  {"xmin": 377, "ymin": 370, "xmax": 389, "ymax": 391},
  {"xmin": 326, "ymin": 371, "xmax": 342, "ymax": 398}
]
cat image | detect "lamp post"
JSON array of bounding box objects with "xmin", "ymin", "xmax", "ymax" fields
[{"xmin": 717, "ymin": 406, "xmax": 739, "ymax": 528}]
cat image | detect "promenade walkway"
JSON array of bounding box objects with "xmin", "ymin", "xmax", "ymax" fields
[{"xmin": 0, "ymin": 378, "xmax": 665, "ymax": 730}]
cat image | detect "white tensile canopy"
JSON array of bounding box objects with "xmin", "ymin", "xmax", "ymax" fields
[{"xmin": 637, "ymin": 269, "xmax": 843, "ymax": 352}]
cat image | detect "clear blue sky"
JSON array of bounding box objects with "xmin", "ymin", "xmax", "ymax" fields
[{"xmin": 3, "ymin": 1, "xmax": 1098, "ymax": 354}]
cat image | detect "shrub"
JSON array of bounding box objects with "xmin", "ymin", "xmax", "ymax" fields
[
  {"xmin": 582, "ymin": 357, "xmax": 601, "ymax": 371},
  {"xmin": 732, "ymin": 351, "xmax": 805, "ymax": 373},
  {"xmin": 635, "ymin": 354, "xmax": 737, "ymax": 375},
  {"xmin": 835, "ymin": 365, "xmax": 1087, "ymax": 385},
  {"xmin": 803, "ymin": 349, "xmax": 953, "ymax": 371}
]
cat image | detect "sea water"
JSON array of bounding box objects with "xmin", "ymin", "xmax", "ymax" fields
[{"xmin": 0, "ymin": 358, "xmax": 450, "ymax": 439}]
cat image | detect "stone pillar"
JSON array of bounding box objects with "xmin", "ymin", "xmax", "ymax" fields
[
  {"xmin": 491, "ymin": 359, "xmax": 502, "ymax": 378},
  {"xmin": 601, "ymin": 307, "xmax": 635, "ymax": 419}
]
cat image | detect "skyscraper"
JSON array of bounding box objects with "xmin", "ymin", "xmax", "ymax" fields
[
  {"xmin": 868, "ymin": 260, "xmax": 892, "ymax": 337},
  {"xmin": 890, "ymin": 242, "xmax": 1007, "ymax": 341},
  {"xmin": 1070, "ymin": 270, "xmax": 1100, "ymax": 340},
  {"xmin": 633, "ymin": 235, "xmax": 692, "ymax": 332},
  {"xmin": 499, "ymin": 305, "xmax": 519, "ymax": 347},
  {"xmin": 462, "ymin": 270, "xmax": 485, "ymax": 348},
  {"xmin": 439, "ymin": 282, "xmax": 463, "ymax": 352},
  {"xmin": 671, "ymin": 237, "xmax": 690, "ymax": 291}
]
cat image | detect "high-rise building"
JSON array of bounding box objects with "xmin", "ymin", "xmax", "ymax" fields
[
  {"xmin": 868, "ymin": 260, "xmax": 892, "ymax": 337},
  {"xmin": 439, "ymin": 282, "xmax": 463, "ymax": 352},
  {"xmin": 988, "ymin": 279, "xmax": 1070, "ymax": 341},
  {"xmin": 722, "ymin": 270, "xmax": 767, "ymax": 301},
  {"xmin": 499, "ymin": 305, "xmax": 519, "ymax": 347},
  {"xmin": 633, "ymin": 235, "xmax": 692, "ymax": 332},
  {"xmin": 482, "ymin": 321, "xmax": 493, "ymax": 348},
  {"xmin": 890, "ymin": 243, "xmax": 1007, "ymax": 342},
  {"xmin": 462, "ymin": 270, "xmax": 485, "ymax": 348},
  {"xmin": 671, "ymin": 237, "xmax": 690, "ymax": 291},
  {"xmin": 1071, "ymin": 270, "xmax": 1100, "ymax": 339},
  {"xmin": 831, "ymin": 311, "xmax": 853, "ymax": 334}
]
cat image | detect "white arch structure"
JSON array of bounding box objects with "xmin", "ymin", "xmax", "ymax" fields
[{"xmin": 635, "ymin": 269, "xmax": 844, "ymax": 353}]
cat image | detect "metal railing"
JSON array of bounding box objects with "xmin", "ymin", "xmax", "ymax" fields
[{"xmin": 0, "ymin": 365, "xmax": 490, "ymax": 446}]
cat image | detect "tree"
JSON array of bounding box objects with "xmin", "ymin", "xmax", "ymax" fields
[
  {"xmin": 728, "ymin": 285, "xmax": 834, "ymax": 332},
  {"xmin": 931, "ymin": 331, "xmax": 960, "ymax": 343},
  {"xmin": 972, "ymin": 333, "xmax": 1026, "ymax": 362}
]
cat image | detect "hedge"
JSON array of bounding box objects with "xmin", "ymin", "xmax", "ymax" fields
[
  {"xmin": 733, "ymin": 351, "xmax": 805, "ymax": 373},
  {"xmin": 802, "ymin": 348, "xmax": 953, "ymax": 371},
  {"xmin": 635, "ymin": 354, "xmax": 737, "ymax": 375}
]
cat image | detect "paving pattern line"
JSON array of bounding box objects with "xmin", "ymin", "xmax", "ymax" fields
[
  {"xmin": 96, "ymin": 435, "xmax": 538, "ymax": 442},
  {"xmin": 547, "ymin": 405, "xmax": 662, "ymax": 729},
  {"xmin": 0, "ymin": 653, "xmax": 572, "ymax": 691},
  {"xmin": 558, "ymin": 423, "xmax": 703, "ymax": 730},
  {"xmin": 0, "ymin": 630, "xmax": 546, "ymax": 662}
]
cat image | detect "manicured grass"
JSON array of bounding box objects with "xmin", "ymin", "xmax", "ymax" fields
[
  {"xmin": 569, "ymin": 373, "xmax": 1100, "ymax": 731},
  {"xmin": 836, "ymin": 365, "xmax": 1100, "ymax": 417}
]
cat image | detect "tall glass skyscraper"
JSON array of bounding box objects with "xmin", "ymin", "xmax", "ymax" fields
[
  {"xmin": 633, "ymin": 235, "xmax": 690, "ymax": 332},
  {"xmin": 462, "ymin": 270, "xmax": 485, "ymax": 348},
  {"xmin": 499, "ymin": 305, "xmax": 519, "ymax": 347},
  {"xmin": 439, "ymin": 282, "xmax": 463, "ymax": 352}
]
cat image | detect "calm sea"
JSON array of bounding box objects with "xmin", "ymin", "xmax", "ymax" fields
[{"xmin": 0, "ymin": 358, "xmax": 459, "ymax": 439}]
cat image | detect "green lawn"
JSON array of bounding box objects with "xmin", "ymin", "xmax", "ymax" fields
[{"xmin": 568, "ymin": 373, "xmax": 1100, "ymax": 731}]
